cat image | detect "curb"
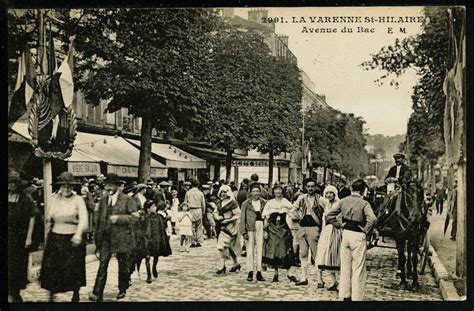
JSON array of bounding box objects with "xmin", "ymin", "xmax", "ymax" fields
[{"xmin": 427, "ymin": 244, "xmax": 461, "ymax": 301}]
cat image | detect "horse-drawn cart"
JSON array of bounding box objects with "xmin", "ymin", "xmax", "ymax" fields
[{"xmin": 366, "ymin": 183, "xmax": 432, "ymax": 278}]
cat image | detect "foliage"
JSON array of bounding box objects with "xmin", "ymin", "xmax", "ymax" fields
[
  {"xmin": 305, "ymin": 107, "xmax": 369, "ymax": 179},
  {"xmin": 361, "ymin": 7, "xmax": 465, "ymax": 162},
  {"xmin": 199, "ymin": 24, "xmax": 271, "ymax": 153},
  {"xmin": 253, "ymin": 56, "xmax": 302, "ymax": 156}
]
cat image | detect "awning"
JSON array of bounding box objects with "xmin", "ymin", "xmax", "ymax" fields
[
  {"xmin": 126, "ymin": 139, "xmax": 207, "ymax": 169},
  {"xmin": 8, "ymin": 123, "xmax": 167, "ymax": 178},
  {"xmin": 74, "ymin": 133, "xmax": 167, "ymax": 178},
  {"xmin": 182, "ymin": 145, "xmax": 240, "ymax": 159}
]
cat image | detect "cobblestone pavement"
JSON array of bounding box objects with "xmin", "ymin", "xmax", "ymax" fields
[{"xmin": 20, "ymin": 235, "xmax": 443, "ymax": 302}]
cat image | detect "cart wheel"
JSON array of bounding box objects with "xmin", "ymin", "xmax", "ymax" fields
[{"xmin": 419, "ymin": 230, "xmax": 430, "ymax": 275}]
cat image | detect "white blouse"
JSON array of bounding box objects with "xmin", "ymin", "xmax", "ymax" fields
[{"xmin": 49, "ymin": 193, "xmax": 88, "ymax": 238}]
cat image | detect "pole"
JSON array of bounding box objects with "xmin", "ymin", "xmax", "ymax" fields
[
  {"xmin": 301, "ymin": 112, "xmax": 305, "ymax": 180},
  {"xmin": 43, "ymin": 159, "xmax": 53, "ymax": 242}
]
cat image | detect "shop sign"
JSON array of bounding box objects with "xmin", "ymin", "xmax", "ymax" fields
[
  {"xmin": 107, "ymin": 165, "xmax": 167, "ymax": 178},
  {"xmin": 68, "ymin": 162, "xmax": 101, "ymax": 176}
]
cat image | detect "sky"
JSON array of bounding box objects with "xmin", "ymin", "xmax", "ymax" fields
[{"xmin": 233, "ymin": 7, "xmax": 424, "ymax": 136}]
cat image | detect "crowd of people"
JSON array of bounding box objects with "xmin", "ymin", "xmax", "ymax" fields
[{"xmin": 9, "ymin": 165, "xmax": 381, "ymax": 303}]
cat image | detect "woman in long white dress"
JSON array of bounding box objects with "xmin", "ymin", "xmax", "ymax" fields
[{"xmin": 315, "ymin": 185, "xmax": 342, "ymax": 291}]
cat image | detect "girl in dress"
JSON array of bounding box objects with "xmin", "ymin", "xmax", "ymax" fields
[
  {"xmin": 144, "ymin": 201, "xmax": 172, "ymax": 283},
  {"xmin": 177, "ymin": 202, "xmax": 193, "ymax": 252},
  {"xmin": 214, "ymin": 185, "xmax": 241, "ymax": 274},
  {"xmin": 170, "ymin": 190, "xmax": 180, "ymax": 235},
  {"xmin": 40, "ymin": 172, "xmax": 88, "ymax": 302},
  {"xmin": 262, "ymin": 183, "xmax": 298, "ymax": 283},
  {"xmin": 315, "ymin": 185, "xmax": 342, "ymax": 291}
]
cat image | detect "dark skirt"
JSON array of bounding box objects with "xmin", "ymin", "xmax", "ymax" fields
[
  {"xmin": 40, "ymin": 232, "xmax": 86, "ymax": 293},
  {"xmin": 263, "ymin": 213, "xmax": 295, "ymax": 269},
  {"xmin": 132, "ymin": 220, "xmax": 149, "ymax": 261},
  {"xmin": 8, "ymin": 241, "xmax": 29, "ymax": 292},
  {"xmin": 148, "ymin": 215, "xmax": 172, "ymax": 257}
]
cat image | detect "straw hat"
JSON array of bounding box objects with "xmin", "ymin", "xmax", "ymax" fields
[{"xmin": 55, "ymin": 172, "xmax": 81, "ymax": 185}]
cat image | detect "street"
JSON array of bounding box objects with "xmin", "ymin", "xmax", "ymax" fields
[{"xmin": 21, "ymin": 235, "xmax": 443, "ymax": 302}]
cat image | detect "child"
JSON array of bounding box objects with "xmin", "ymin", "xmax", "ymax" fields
[
  {"xmin": 177, "ymin": 202, "xmax": 193, "ymax": 252},
  {"xmin": 207, "ymin": 196, "xmax": 218, "ymax": 238},
  {"xmin": 144, "ymin": 201, "xmax": 172, "ymax": 284},
  {"xmin": 169, "ymin": 190, "xmax": 180, "ymax": 234}
]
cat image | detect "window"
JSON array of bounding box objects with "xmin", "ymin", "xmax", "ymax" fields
[
  {"xmin": 116, "ymin": 109, "xmax": 123, "ymax": 129},
  {"xmin": 106, "ymin": 112, "xmax": 115, "ymax": 125}
]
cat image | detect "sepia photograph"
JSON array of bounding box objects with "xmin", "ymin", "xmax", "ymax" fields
[{"xmin": 7, "ymin": 6, "xmax": 466, "ymax": 303}]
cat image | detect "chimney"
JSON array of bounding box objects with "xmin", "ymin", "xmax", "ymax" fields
[{"xmin": 247, "ymin": 9, "xmax": 274, "ymax": 30}]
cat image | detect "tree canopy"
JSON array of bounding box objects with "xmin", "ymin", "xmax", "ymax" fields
[
  {"xmin": 361, "ymin": 7, "xmax": 465, "ymax": 163},
  {"xmin": 305, "ymin": 106, "xmax": 369, "ymax": 180}
]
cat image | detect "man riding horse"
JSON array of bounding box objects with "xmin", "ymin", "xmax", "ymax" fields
[
  {"xmin": 375, "ymin": 153, "xmax": 425, "ymax": 291},
  {"xmin": 385, "ymin": 153, "xmax": 411, "ymax": 194}
]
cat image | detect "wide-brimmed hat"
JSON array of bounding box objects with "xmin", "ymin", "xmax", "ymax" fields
[
  {"xmin": 159, "ymin": 181, "xmax": 171, "ymax": 187},
  {"xmin": 183, "ymin": 181, "xmax": 191, "ymax": 186},
  {"xmin": 202, "ymin": 184, "xmax": 211, "ymax": 190},
  {"xmin": 55, "ymin": 172, "xmax": 81, "ymax": 185},
  {"xmin": 35, "ymin": 179, "xmax": 44, "ymax": 188},
  {"xmin": 9, "ymin": 169, "xmax": 22, "ymax": 183},
  {"xmin": 393, "ymin": 153, "xmax": 405, "ymax": 159},
  {"xmin": 146, "ymin": 179, "xmax": 155, "ymax": 185},
  {"xmin": 135, "ymin": 183, "xmax": 147, "ymax": 192},
  {"xmin": 105, "ymin": 173, "xmax": 121, "ymax": 185},
  {"xmin": 272, "ymin": 182, "xmax": 284, "ymax": 191}
]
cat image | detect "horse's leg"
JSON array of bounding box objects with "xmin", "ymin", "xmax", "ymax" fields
[
  {"xmin": 395, "ymin": 238, "xmax": 408, "ymax": 289},
  {"xmin": 406, "ymin": 242, "xmax": 413, "ymax": 279},
  {"xmin": 409, "ymin": 235, "xmax": 421, "ymax": 291}
]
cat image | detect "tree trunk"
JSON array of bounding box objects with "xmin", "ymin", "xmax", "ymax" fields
[
  {"xmin": 268, "ymin": 148, "xmax": 274, "ymax": 188},
  {"xmin": 323, "ymin": 167, "xmax": 327, "ymax": 184},
  {"xmin": 138, "ymin": 115, "xmax": 153, "ymax": 183},
  {"xmin": 225, "ymin": 147, "xmax": 233, "ymax": 184}
]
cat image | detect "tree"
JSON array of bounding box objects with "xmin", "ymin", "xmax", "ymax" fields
[
  {"xmin": 305, "ymin": 107, "xmax": 369, "ymax": 181},
  {"xmin": 253, "ymin": 56, "xmax": 302, "ymax": 187},
  {"xmin": 58, "ymin": 9, "xmax": 220, "ymax": 182},
  {"xmin": 200, "ymin": 23, "xmax": 279, "ymax": 183},
  {"xmin": 361, "ymin": 7, "xmax": 464, "ymax": 167}
]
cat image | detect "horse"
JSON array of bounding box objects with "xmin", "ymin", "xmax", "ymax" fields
[{"xmin": 373, "ymin": 180, "xmax": 426, "ymax": 291}]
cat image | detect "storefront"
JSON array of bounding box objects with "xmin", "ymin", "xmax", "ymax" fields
[{"xmin": 126, "ymin": 139, "xmax": 206, "ymax": 183}]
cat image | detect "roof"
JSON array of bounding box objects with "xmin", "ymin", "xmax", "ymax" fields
[
  {"xmin": 126, "ymin": 139, "xmax": 207, "ymax": 169},
  {"xmin": 226, "ymin": 15, "xmax": 272, "ymax": 32}
]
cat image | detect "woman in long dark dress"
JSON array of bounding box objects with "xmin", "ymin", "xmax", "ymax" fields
[
  {"xmin": 39, "ymin": 172, "xmax": 88, "ymax": 302},
  {"xmin": 262, "ymin": 183, "xmax": 297, "ymax": 283},
  {"xmin": 8, "ymin": 169, "xmax": 37, "ymax": 303},
  {"xmin": 144, "ymin": 201, "xmax": 172, "ymax": 283}
]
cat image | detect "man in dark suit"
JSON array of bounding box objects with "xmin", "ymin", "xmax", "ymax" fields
[
  {"xmin": 385, "ymin": 153, "xmax": 412, "ymax": 193},
  {"xmin": 89, "ymin": 173, "xmax": 139, "ymax": 302}
]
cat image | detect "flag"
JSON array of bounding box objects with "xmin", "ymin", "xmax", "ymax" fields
[
  {"xmin": 9, "ymin": 46, "xmax": 36, "ymax": 127},
  {"xmin": 47, "ymin": 27, "xmax": 57, "ymax": 76},
  {"xmin": 57, "ymin": 39, "xmax": 75, "ymax": 108},
  {"xmin": 443, "ymin": 9, "xmax": 465, "ymax": 166}
]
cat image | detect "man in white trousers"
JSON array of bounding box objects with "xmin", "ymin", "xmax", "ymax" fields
[
  {"xmin": 240, "ymin": 182, "xmax": 267, "ymax": 282},
  {"xmin": 326, "ymin": 179, "xmax": 377, "ymax": 301}
]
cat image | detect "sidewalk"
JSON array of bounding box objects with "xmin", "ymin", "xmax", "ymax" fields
[{"xmin": 428, "ymin": 204, "xmax": 466, "ymax": 297}]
